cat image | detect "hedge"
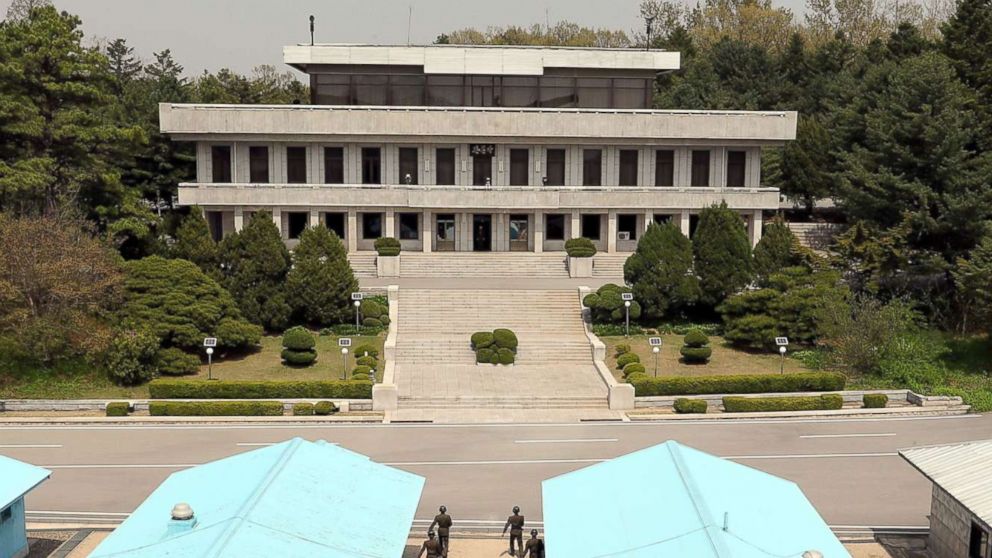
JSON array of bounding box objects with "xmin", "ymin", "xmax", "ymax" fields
[
  {"xmin": 314, "ymin": 401, "xmax": 338, "ymax": 415},
  {"xmin": 622, "ymin": 363, "xmax": 646, "ymax": 378},
  {"xmin": 149, "ymin": 401, "xmax": 284, "ymax": 416},
  {"xmin": 148, "ymin": 379, "xmax": 373, "ymax": 399},
  {"xmin": 471, "ymin": 331, "xmax": 495, "ymax": 349},
  {"xmin": 673, "ymin": 398, "xmax": 707, "ymax": 414},
  {"xmin": 615, "ymin": 343, "xmax": 631, "ymax": 357},
  {"xmin": 281, "ymin": 348, "xmax": 317, "ymax": 366},
  {"xmin": 497, "ymin": 347, "xmax": 515, "ymax": 365},
  {"xmin": 352, "ymin": 344, "xmax": 379, "ymax": 358},
  {"xmin": 156, "ymin": 348, "xmax": 200, "ymax": 376},
  {"xmin": 616, "ymin": 353, "xmax": 640, "ymax": 369},
  {"xmin": 293, "ymin": 402, "xmax": 314, "ymax": 416},
  {"xmin": 565, "ymin": 237, "xmax": 596, "ymax": 257},
  {"xmin": 477, "ymin": 348, "xmax": 495, "ymax": 364},
  {"xmin": 105, "ymin": 402, "xmax": 130, "ymax": 417},
  {"xmin": 723, "ymin": 394, "xmax": 844, "ymax": 413},
  {"xmin": 356, "ymin": 355, "xmax": 378, "ymax": 368},
  {"xmin": 493, "ymin": 329, "xmax": 518, "ymax": 351},
  {"xmin": 374, "ymin": 237, "xmax": 401, "ymax": 256},
  {"xmin": 628, "ymin": 372, "xmax": 846, "ymax": 396},
  {"xmin": 282, "ymin": 327, "xmax": 316, "ymax": 351},
  {"xmin": 863, "ymin": 394, "xmax": 889, "ymax": 408},
  {"xmin": 679, "ymin": 346, "xmax": 713, "ymax": 363}
]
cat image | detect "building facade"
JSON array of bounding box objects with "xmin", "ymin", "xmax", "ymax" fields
[{"xmin": 160, "ymin": 44, "xmax": 797, "ymax": 254}]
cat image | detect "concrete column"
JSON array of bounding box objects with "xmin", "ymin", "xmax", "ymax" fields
[
  {"xmin": 346, "ymin": 209, "xmax": 357, "ymax": 252},
  {"xmin": 607, "ymin": 210, "xmax": 617, "ymax": 253},
  {"xmin": 570, "ymin": 210, "xmax": 581, "ymax": 239},
  {"xmin": 385, "ymin": 209, "xmax": 396, "ymax": 238},
  {"xmin": 271, "ymin": 207, "xmax": 282, "ymax": 238},
  {"xmin": 309, "ymin": 208, "xmax": 319, "ymax": 228},
  {"xmin": 534, "ymin": 210, "xmax": 544, "ymax": 253},
  {"xmin": 680, "ymin": 210, "xmax": 691, "ymax": 238},
  {"xmin": 644, "ymin": 210, "xmax": 653, "ymax": 231},
  {"xmin": 422, "ymin": 209, "xmax": 432, "ymax": 253},
  {"xmin": 234, "ymin": 207, "xmax": 244, "ymax": 232},
  {"xmin": 749, "ymin": 209, "xmax": 763, "ymax": 247}
]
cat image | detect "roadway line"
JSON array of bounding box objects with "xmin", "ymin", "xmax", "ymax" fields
[
  {"xmin": 513, "ymin": 438, "xmax": 617, "ymax": 444},
  {"xmin": 727, "ymin": 452, "xmax": 898, "ymax": 460},
  {"xmin": 799, "ymin": 433, "xmax": 896, "ymax": 439},
  {"xmin": 0, "ymin": 444, "xmax": 62, "ymax": 448}
]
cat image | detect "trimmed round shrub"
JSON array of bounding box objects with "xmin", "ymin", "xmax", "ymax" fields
[
  {"xmin": 674, "ymin": 398, "xmax": 708, "ymax": 414},
  {"xmin": 623, "ymin": 362, "xmax": 646, "ymax": 377},
  {"xmin": 215, "ymin": 318, "xmax": 263, "ymax": 351},
  {"xmin": 282, "ymin": 327, "xmax": 316, "ymax": 351},
  {"xmin": 616, "ymin": 353, "xmax": 640, "ymax": 369},
  {"xmin": 683, "ymin": 329, "xmax": 709, "ymax": 348},
  {"xmin": 680, "ymin": 346, "xmax": 713, "ymax": 364},
  {"xmin": 615, "ymin": 344, "xmax": 631, "ymax": 357},
  {"xmin": 351, "ymin": 372, "xmax": 371, "ymax": 382},
  {"xmin": 361, "ymin": 299, "xmax": 389, "ymax": 319},
  {"xmin": 105, "ymin": 328, "xmax": 160, "ymax": 386},
  {"xmin": 565, "ymin": 237, "xmax": 597, "ymax": 257},
  {"xmin": 281, "ymin": 348, "xmax": 317, "ymax": 366},
  {"xmin": 105, "ymin": 402, "xmax": 130, "ymax": 417},
  {"xmin": 493, "ymin": 328, "xmax": 518, "ymax": 351},
  {"xmin": 352, "ymin": 344, "xmax": 379, "ymax": 358},
  {"xmin": 156, "ymin": 348, "xmax": 200, "ymax": 376},
  {"xmin": 497, "ymin": 348, "xmax": 515, "ymax": 365},
  {"xmin": 362, "ymin": 317, "xmax": 383, "ymax": 328},
  {"xmin": 471, "ymin": 331, "xmax": 495, "ymax": 349},
  {"xmin": 374, "ymin": 237, "xmax": 401, "ymax": 256},
  {"xmin": 352, "ymin": 365, "xmax": 372, "ymax": 377},
  {"xmin": 293, "ymin": 402, "xmax": 314, "ymax": 416},
  {"xmin": 477, "ymin": 348, "xmax": 495, "ymax": 364},
  {"xmin": 314, "ymin": 401, "xmax": 338, "ymax": 415},
  {"xmin": 863, "ymin": 393, "xmax": 889, "ymax": 408},
  {"xmin": 625, "ymin": 372, "xmax": 649, "ymax": 383},
  {"xmin": 489, "ymin": 351, "xmax": 501, "ymax": 364},
  {"xmin": 356, "ymin": 355, "xmax": 378, "ymax": 368}
]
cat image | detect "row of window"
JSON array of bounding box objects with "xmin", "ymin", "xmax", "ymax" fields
[{"xmin": 208, "ymin": 146, "xmax": 749, "ymax": 188}]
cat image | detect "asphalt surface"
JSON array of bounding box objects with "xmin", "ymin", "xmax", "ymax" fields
[{"xmin": 3, "ymin": 413, "xmax": 991, "ymax": 531}]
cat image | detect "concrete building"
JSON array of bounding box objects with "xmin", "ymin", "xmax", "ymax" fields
[
  {"xmin": 160, "ymin": 44, "xmax": 796, "ymax": 263},
  {"xmin": 901, "ymin": 440, "xmax": 992, "ymax": 558},
  {"xmin": 0, "ymin": 455, "xmax": 50, "ymax": 558}
]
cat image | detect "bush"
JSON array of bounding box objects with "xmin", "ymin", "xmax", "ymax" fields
[
  {"xmin": 627, "ymin": 372, "xmax": 847, "ymax": 396},
  {"xmin": 282, "ymin": 327, "xmax": 316, "ymax": 351},
  {"xmin": 863, "ymin": 394, "xmax": 889, "ymax": 408},
  {"xmin": 148, "ymin": 379, "xmax": 373, "ymax": 399},
  {"xmin": 625, "ymin": 222, "xmax": 700, "ymax": 321},
  {"xmin": 622, "ymin": 363, "xmax": 646, "ymax": 377},
  {"xmin": 658, "ymin": 322, "xmax": 723, "ymax": 336},
  {"xmin": 217, "ymin": 212, "xmax": 293, "ymax": 331},
  {"xmin": 793, "ymin": 349, "xmax": 828, "ymax": 370},
  {"xmin": 489, "ymin": 351, "xmax": 500, "ymax": 364},
  {"xmin": 362, "ymin": 317, "xmax": 383, "ymax": 328},
  {"xmin": 351, "ymin": 372, "xmax": 371, "ymax": 382},
  {"xmin": 497, "ymin": 348, "xmax": 515, "ymax": 365},
  {"xmin": 105, "ymin": 402, "xmax": 130, "ymax": 417},
  {"xmin": 493, "ymin": 329, "xmax": 518, "ymax": 351},
  {"xmin": 352, "ymin": 365, "xmax": 372, "ymax": 377},
  {"xmin": 615, "ymin": 344, "xmax": 631, "ymax": 357},
  {"xmin": 156, "ymin": 347, "xmax": 200, "ymax": 376},
  {"xmin": 616, "ymin": 353, "xmax": 640, "ymax": 369},
  {"xmin": 320, "ymin": 324, "xmax": 384, "ymax": 336},
  {"xmin": 592, "ymin": 324, "xmax": 645, "ymax": 336},
  {"xmin": 149, "ymin": 401, "xmax": 284, "ymax": 416},
  {"xmin": 105, "ymin": 328, "xmax": 160, "ymax": 386},
  {"xmin": 693, "ymin": 202, "xmax": 753, "ymax": 308},
  {"xmin": 356, "ymin": 355, "xmax": 378, "ymax": 368},
  {"xmin": 683, "ymin": 329, "xmax": 709, "ymax": 347},
  {"xmin": 314, "ymin": 401, "xmax": 338, "ymax": 415},
  {"xmin": 723, "ymin": 394, "xmax": 844, "ymax": 413},
  {"xmin": 286, "ymin": 225, "xmax": 358, "ymax": 327},
  {"xmin": 292, "ymin": 402, "xmax": 314, "ymax": 416},
  {"xmin": 374, "ymin": 237, "xmax": 401, "ymax": 256},
  {"xmin": 352, "ymin": 344, "xmax": 379, "ymax": 358},
  {"xmin": 281, "ymin": 348, "xmax": 317, "ymax": 366},
  {"xmin": 583, "ymin": 284, "xmax": 641, "ymax": 325},
  {"xmin": 477, "ymin": 348, "xmax": 495, "ymax": 364},
  {"xmin": 471, "ymin": 331, "xmax": 495, "ymax": 349},
  {"xmin": 680, "ymin": 346, "xmax": 713, "ymax": 363},
  {"xmin": 673, "ymin": 398, "xmax": 707, "ymax": 414},
  {"xmin": 565, "ymin": 237, "xmax": 596, "ymax": 257}
]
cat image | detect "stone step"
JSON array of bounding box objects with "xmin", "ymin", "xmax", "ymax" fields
[
  {"xmin": 346, "ymin": 254, "xmax": 377, "ymax": 278},
  {"xmin": 398, "ymin": 396, "xmax": 609, "ymax": 409}
]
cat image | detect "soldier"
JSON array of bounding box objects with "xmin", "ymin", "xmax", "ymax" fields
[
  {"xmin": 429, "ymin": 505, "xmax": 452, "ymax": 557},
  {"xmin": 502, "ymin": 506, "xmax": 525, "ymax": 556},
  {"xmin": 522, "ymin": 529, "xmax": 545, "ymax": 558},
  {"xmin": 417, "ymin": 531, "xmax": 442, "ymax": 558}
]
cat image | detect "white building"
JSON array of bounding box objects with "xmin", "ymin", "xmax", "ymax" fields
[{"xmin": 160, "ymin": 44, "xmax": 796, "ymax": 259}]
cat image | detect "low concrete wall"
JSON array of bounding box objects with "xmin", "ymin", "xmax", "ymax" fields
[
  {"xmin": 567, "ymin": 257, "xmax": 593, "ymax": 278},
  {"xmin": 376, "ymin": 255, "xmax": 400, "ymax": 277},
  {"xmin": 374, "ymin": 285, "xmax": 400, "ymax": 411},
  {"xmin": 634, "ymin": 389, "xmax": 962, "ymax": 410},
  {"xmin": 0, "ymin": 399, "xmax": 373, "ymax": 413},
  {"xmin": 578, "ymin": 287, "xmax": 633, "ymax": 410}
]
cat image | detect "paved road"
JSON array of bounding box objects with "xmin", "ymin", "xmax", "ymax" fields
[{"xmin": 3, "ymin": 414, "xmax": 990, "ymax": 531}]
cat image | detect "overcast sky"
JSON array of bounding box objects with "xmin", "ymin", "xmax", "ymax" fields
[{"xmin": 3, "ymin": 0, "xmax": 805, "ymax": 77}]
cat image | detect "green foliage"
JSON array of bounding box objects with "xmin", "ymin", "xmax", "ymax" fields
[
  {"xmin": 360, "ymin": 298, "xmax": 389, "ymax": 324},
  {"xmin": 362, "ymin": 317, "xmax": 383, "ymax": 328},
  {"xmin": 614, "ymin": 344, "xmax": 631, "ymax": 357},
  {"xmin": 476, "ymin": 348, "xmax": 495, "ymax": 364},
  {"xmin": 313, "ymin": 401, "xmax": 338, "ymax": 415},
  {"xmin": 629, "ymin": 372, "xmax": 847, "ymax": 396},
  {"xmin": 683, "ymin": 330, "xmax": 709, "ymax": 347},
  {"xmin": 624, "ymin": 223, "xmax": 700, "ymax": 320},
  {"xmin": 493, "ymin": 329, "xmax": 518, "ymax": 351},
  {"xmin": 374, "ymin": 237, "xmax": 401, "ymax": 256},
  {"xmin": 217, "ymin": 212, "xmax": 292, "ymax": 331},
  {"xmin": 286, "ymin": 225, "xmax": 358, "ymax": 327},
  {"xmin": 497, "ymin": 347, "xmax": 516, "ymax": 365},
  {"xmin": 673, "ymin": 398, "xmax": 708, "ymax": 414},
  {"xmin": 793, "ymin": 349, "xmax": 828, "ymax": 370},
  {"xmin": 282, "ymin": 327, "xmax": 316, "ymax": 351},
  {"xmin": 155, "ymin": 347, "xmax": 200, "ymax": 376},
  {"xmin": 149, "ymin": 401, "xmax": 284, "ymax": 416},
  {"xmin": 148, "ymin": 379, "xmax": 373, "ymax": 399},
  {"xmin": 356, "ymin": 355, "xmax": 377, "ymax": 368},
  {"xmin": 680, "ymin": 346, "xmax": 713, "ymax": 363},
  {"xmin": 656, "ymin": 323, "xmax": 724, "ymax": 336},
  {"xmin": 292, "ymin": 402, "xmax": 314, "ymax": 416},
  {"xmin": 565, "ymin": 237, "xmax": 597, "ymax": 257},
  {"xmin": 693, "ymin": 203, "xmax": 754, "ymax": 308},
  {"xmin": 622, "ymin": 363, "xmax": 646, "ymax": 377},
  {"xmin": 583, "ymin": 284, "xmax": 642, "ymax": 324},
  {"xmin": 817, "ymin": 296, "xmax": 918, "ymax": 374},
  {"xmin": 105, "ymin": 402, "xmax": 130, "ymax": 417},
  {"xmin": 281, "ymin": 348, "xmax": 317, "ymax": 366},
  {"xmin": 863, "ymin": 393, "xmax": 888, "ymax": 408},
  {"xmin": 472, "ymin": 332, "xmax": 495, "ymax": 349},
  {"xmin": 351, "ymin": 365, "xmax": 372, "ymax": 377},
  {"xmin": 952, "ymin": 236, "xmax": 992, "ymax": 334},
  {"xmin": 105, "ymin": 328, "xmax": 160, "ymax": 386},
  {"xmin": 616, "ymin": 353, "xmax": 640, "ymax": 369},
  {"xmin": 171, "ymin": 207, "xmax": 218, "ymax": 273},
  {"xmin": 351, "ymin": 344, "xmax": 379, "ymax": 358},
  {"xmin": 752, "ymin": 219, "xmax": 800, "ymax": 283},
  {"xmin": 592, "ymin": 324, "xmax": 645, "ymax": 336},
  {"xmin": 320, "ymin": 324, "xmax": 385, "ymax": 336},
  {"xmin": 722, "ymin": 394, "xmax": 844, "ymax": 412}
]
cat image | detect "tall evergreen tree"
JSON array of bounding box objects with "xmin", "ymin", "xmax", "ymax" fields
[
  {"xmin": 693, "ymin": 203, "xmax": 754, "ymax": 308},
  {"xmin": 752, "ymin": 218, "xmax": 800, "ymax": 283},
  {"xmin": 951, "ymin": 236, "xmax": 992, "ymax": 334},
  {"xmin": 941, "ymin": 0, "xmax": 992, "ymax": 147},
  {"xmin": 218, "ymin": 212, "xmax": 292, "ymax": 331},
  {"xmin": 171, "ymin": 207, "xmax": 218, "ymax": 274},
  {"xmin": 624, "ymin": 223, "xmax": 700, "ymax": 320},
  {"xmin": 286, "ymin": 226, "xmax": 358, "ymax": 326},
  {"xmin": 105, "ymin": 38, "xmax": 142, "ymax": 94}
]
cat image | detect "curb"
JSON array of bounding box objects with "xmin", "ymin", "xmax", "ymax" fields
[
  {"xmin": 0, "ymin": 414, "xmax": 385, "ymax": 425},
  {"xmin": 626, "ymin": 405, "xmax": 970, "ymax": 421}
]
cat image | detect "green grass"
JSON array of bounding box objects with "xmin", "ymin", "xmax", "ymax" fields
[{"xmin": 0, "ymin": 358, "xmax": 150, "ymax": 399}]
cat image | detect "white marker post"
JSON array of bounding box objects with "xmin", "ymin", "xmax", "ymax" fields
[
  {"xmin": 203, "ymin": 338, "xmax": 217, "ymax": 380},
  {"xmin": 339, "ymin": 338, "xmax": 352, "ymax": 380},
  {"xmin": 649, "ymin": 336, "xmax": 662, "ymax": 377},
  {"xmin": 622, "ymin": 293, "xmax": 634, "ymax": 338},
  {"xmin": 775, "ymin": 337, "xmax": 789, "ymax": 374},
  {"xmin": 351, "ymin": 292, "xmax": 364, "ymax": 328}
]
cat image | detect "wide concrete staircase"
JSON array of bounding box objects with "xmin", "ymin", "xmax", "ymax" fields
[
  {"xmin": 399, "ymin": 253, "xmax": 569, "ymax": 278},
  {"xmin": 394, "ymin": 288, "xmax": 608, "ymax": 409},
  {"xmin": 347, "ymin": 253, "xmax": 377, "ymax": 278},
  {"xmin": 592, "ymin": 254, "xmax": 628, "ymax": 278}
]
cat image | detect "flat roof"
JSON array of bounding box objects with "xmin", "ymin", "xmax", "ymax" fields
[
  {"xmin": 284, "ymin": 44, "xmax": 680, "ymax": 75},
  {"xmin": 901, "ymin": 440, "xmax": 992, "ymax": 530},
  {"xmin": 0, "ymin": 455, "xmax": 50, "ymax": 510}
]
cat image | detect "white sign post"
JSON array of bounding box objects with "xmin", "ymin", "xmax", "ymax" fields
[
  {"xmin": 351, "ymin": 293, "xmax": 363, "ymax": 328},
  {"xmin": 775, "ymin": 337, "xmax": 789, "ymax": 374},
  {"xmin": 203, "ymin": 338, "xmax": 217, "ymax": 380},
  {"xmin": 649, "ymin": 337, "xmax": 662, "ymax": 377},
  {"xmin": 621, "ymin": 293, "xmax": 634, "ymax": 338}
]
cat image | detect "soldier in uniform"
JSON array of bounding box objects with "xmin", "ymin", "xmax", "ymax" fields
[
  {"xmin": 417, "ymin": 531, "xmax": 442, "ymax": 558},
  {"xmin": 502, "ymin": 506, "xmax": 525, "ymax": 556},
  {"xmin": 429, "ymin": 505, "xmax": 452, "ymax": 557},
  {"xmin": 522, "ymin": 529, "xmax": 545, "ymax": 558}
]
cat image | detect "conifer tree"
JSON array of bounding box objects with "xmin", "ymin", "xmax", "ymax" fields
[
  {"xmin": 286, "ymin": 225, "xmax": 358, "ymax": 326},
  {"xmin": 171, "ymin": 207, "xmax": 218, "ymax": 275},
  {"xmin": 218, "ymin": 212, "xmax": 292, "ymax": 331},
  {"xmin": 624, "ymin": 222, "xmax": 700, "ymax": 320},
  {"xmin": 693, "ymin": 203, "xmax": 753, "ymax": 308},
  {"xmin": 752, "ymin": 218, "xmax": 800, "ymax": 284}
]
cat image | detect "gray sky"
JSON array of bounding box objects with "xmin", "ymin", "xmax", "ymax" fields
[{"xmin": 4, "ymin": 0, "xmax": 805, "ymax": 77}]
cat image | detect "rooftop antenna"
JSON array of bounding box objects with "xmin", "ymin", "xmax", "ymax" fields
[
  {"xmin": 545, "ymin": 8, "xmax": 550, "ymax": 32},
  {"xmin": 309, "ymin": 15, "xmax": 315, "ymax": 46},
  {"xmin": 645, "ymin": 15, "xmax": 656, "ymax": 51},
  {"xmin": 407, "ymin": 5, "xmax": 412, "ymax": 46}
]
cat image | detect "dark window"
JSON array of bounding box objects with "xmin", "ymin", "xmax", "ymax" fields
[
  {"xmin": 971, "ymin": 522, "xmax": 990, "ymax": 558},
  {"xmin": 361, "ymin": 213, "xmax": 382, "ymax": 239},
  {"xmin": 727, "ymin": 150, "xmax": 747, "ymax": 187},
  {"xmin": 249, "ymin": 146, "xmax": 269, "ymax": 183},
  {"xmin": 206, "ymin": 211, "xmax": 223, "ymax": 242},
  {"xmin": 324, "ymin": 212, "xmax": 345, "ymax": 238},
  {"xmin": 287, "ymin": 212, "xmax": 308, "ymax": 239},
  {"xmin": 546, "ymin": 214, "xmax": 566, "ymax": 241},
  {"xmin": 324, "ymin": 147, "xmax": 344, "ymax": 184},
  {"xmin": 399, "ymin": 147, "xmax": 418, "ymax": 185},
  {"xmin": 691, "ymin": 150, "xmax": 710, "ymax": 187},
  {"xmin": 436, "ymin": 148, "xmax": 456, "ymax": 185},
  {"xmin": 391, "ymin": 74, "xmax": 425, "ymax": 105},
  {"xmin": 473, "ymin": 155, "xmax": 492, "ymax": 186},
  {"xmin": 653, "ymin": 214, "xmax": 674, "ymax": 225},
  {"xmin": 354, "ymin": 75, "xmax": 387, "ymax": 105},
  {"xmin": 362, "ymin": 147, "xmax": 381, "ymax": 184},
  {"xmin": 582, "ymin": 149, "xmax": 602, "ymax": 187},
  {"xmin": 581, "ymin": 214, "xmax": 602, "ymax": 240},
  {"xmin": 546, "ymin": 149, "xmax": 566, "ymax": 186},
  {"xmin": 619, "ymin": 150, "xmax": 639, "ymax": 186},
  {"xmin": 211, "ymin": 146, "xmax": 232, "ymax": 183},
  {"xmin": 399, "ymin": 213, "xmax": 419, "ymax": 240},
  {"xmin": 510, "ymin": 149, "xmax": 529, "ymax": 186},
  {"xmin": 655, "ymin": 150, "xmax": 674, "ymax": 187},
  {"xmin": 287, "ymin": 146, "xmax": 307, "ymax": 184},
  {"xmin": 427, "ymin": 75, "xmax": 464, "ymax": 106},
  {"xmin": 618, "ymin": 214, "xmax": 638, "ymax": 241},
  {"xmin": 689, "ymin": 214, "xmax": 700, "ymax": 237},
  {"xmin": 436, "ymin": 214, "xmax": 456, "ymax": 242}
]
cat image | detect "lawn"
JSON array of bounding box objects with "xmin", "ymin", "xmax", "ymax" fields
[
  {"xmin": 601, "ymin": 334, "xmax": 809, "ymax": 382},
  {"xmin": 0, "ymin": 359, "xmax": 151, "ymax": 399}
]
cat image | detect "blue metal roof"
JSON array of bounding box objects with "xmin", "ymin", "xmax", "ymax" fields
[
  {"xmin": 0, "ymin": 454, "xmax": 50, "ymax": 510},
  {"xmin": 89, "ymin": 438, "xmax": 425, "ymax": 558},
  {"xmin": 542, "ymin": 441, "xmax": 849, "ymax": 558}
]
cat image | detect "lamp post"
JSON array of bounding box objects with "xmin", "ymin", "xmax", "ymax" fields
[
  {"xmin": 341, "ymin": 347, "xmax": 349, "ymax": 380},
  {"xmin": 779, "ymin": 345, "xmax": 787, "ymax": 374},
  {"xmin": 652, "ymin": 346, "xmax": 660, "ymax": 377},
  {"xmin": 353, "ymin": 299, "xmax": 361, "ymax": 328},
  {"xmin": 624, "ymin": 300, "xmax": 631, "ymax": 338},
  {"xmin": 206, "ymin": 347, "xmax": 214, "ymax": 381}
]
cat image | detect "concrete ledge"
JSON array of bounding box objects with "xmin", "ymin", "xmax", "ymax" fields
[
  {"xmin": 372, "ymin": 383, "xmax": 399, "ymax": 411},
  {"xmin": 608, "ymin": 383, "xmax": 635, "ymax": 411},
  {"xmin": 0, "ymin": 414, "xmax": 383, "ymax": 425},
  {"xmin": 634, "ymin": 389, "xmax": 916, "ymax": 409},
  {"xmin": 628, "ymin": 405, "xmax": 970, "ymax": 421},
  {"xmin": 376, "ymin": 255, "xmax": 400, "ymax": 277},
  {"xmin": 383, "ymin": 285, "xmax": 399, "ymax": 362},
  {"xmin": 568, "ymin": 257, "xmax": 593, "ymax": 278},
  {"xmin": 578, "ymin": 287, "xmax": 606, "ymax": 361}
]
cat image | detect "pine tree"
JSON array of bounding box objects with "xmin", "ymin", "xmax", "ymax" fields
[
  {"xmin": 171, "ymin": 207, "xmax": 218, "ymax": 274},
  {"xmin": 952, "ymin": 236, "xmax": 992, "ymax": 334},
  {"xmin": 218, "ymin": 212, "xmax": 292, "ymax": 331},
  {"xmin": 752, "ymin": 218, "xmax": 800, "ymax": 283},
  {"xmin": 624, "ymin": 223, "xmax": 700, "ymax": 320},
  {"xmin": 286, "ymin": 225, "xmax": 358, "ymax": 326},
  {"xmin": 942, "ymin": 0, "xmax": 992, "ymax": 147},
  {"xmin": 105, "ymin": 38, "xmax": 142, "ymax": 94},
  {"xmin": 693, "ymin": 203, "xmax": 754, "ymax": 308}
]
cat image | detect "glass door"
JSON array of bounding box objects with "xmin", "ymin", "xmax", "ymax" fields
[
  {"xmin": 509, "ymin": 214, "xmax": 529, "ymax": 252},
  {"xmin": 473, "ymin": 214, "xmax": 492, "ymax": 252},
  {"xmin": 436, "ymin": 214, "xmax": 456, "ymax": 251}
]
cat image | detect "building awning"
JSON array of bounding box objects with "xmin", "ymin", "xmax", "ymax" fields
[{"xmin": 901, "ymin": 439, "xmax": 992, "ymax": 531}]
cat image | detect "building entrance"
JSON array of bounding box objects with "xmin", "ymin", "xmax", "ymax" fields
[{"xmin": 473, "ymin": 214, "xmax": 492, "ymax": 252}]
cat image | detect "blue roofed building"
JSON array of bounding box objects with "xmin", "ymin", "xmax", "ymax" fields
[
  {"xmin": 0, "ymin": 455, "xmax": 51, "ymax": 558},
  {"xmin": 89, "ymin": 437, "xmax": 425, "ymax": 558},
  {"xmin": 542, "ymin": 440, "xmax": 849, "ymax": 558}
]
